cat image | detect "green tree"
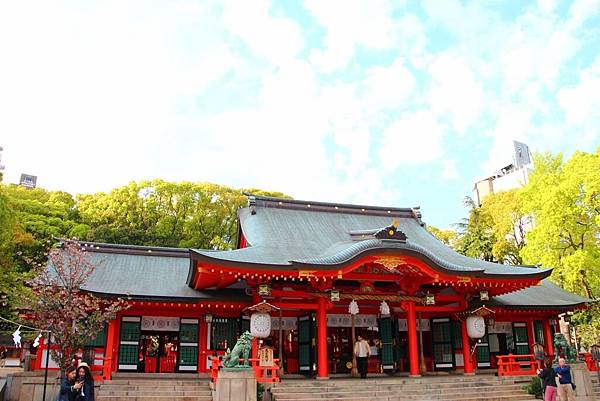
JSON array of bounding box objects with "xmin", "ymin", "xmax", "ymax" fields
[
  {"xmin": 427, "ymin": 225, "xmax": 458, "ymax": 248},
  {"xmin": 480, "ymin": 189, "xmax": 529, "ymax": 265},
  {"xmin": 76, "ymin": 180, "xmax": 288, "ymax": 249},
  {"xmin": 455, "ymin": 197, "xmax": 497, "ymax": 262},
  {"xmin": 521, "ymin": 150, "xmax": 600, "ymax": 299}
]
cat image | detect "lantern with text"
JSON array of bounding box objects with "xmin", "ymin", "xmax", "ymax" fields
[
  {"xmin": 245, "ymin": 300, "xmax": 280, "ymax": 339},
  {"xmin": 466, "ymin": 316, "xmax": 486, "ymax": 338},
  {"xmin": 479, "ymin": 290, "xmax": 489, "ymax": 301},
  {"xmin": 424, "ymin": 293, "xmax": 435, "ymax": 305},
  {"xmin": 330, "ymin": 289, "xmax": 340, "ymax": 302}
]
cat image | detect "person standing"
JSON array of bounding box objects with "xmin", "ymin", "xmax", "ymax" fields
[
  {"xmin": 354, "ymin": 335, "xmax": 370, "ymax": 379},
  {"xmin": 58, "ymin": 366, "xmax": 82, "ymax": 401},
  {"xmin": 537, "ymin": 360, "xmax": 557, "ymax": 401},
  {"xmin": 555, "ymin": 358, "xmax": 576, "ymax": 401}
]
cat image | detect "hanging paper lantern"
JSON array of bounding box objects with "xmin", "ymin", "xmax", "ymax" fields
[
  {"xmin": 466, "ymin": 316, "xmax": 486, "ymax": 338},
  {"xmin": 380, "ymin": 301, "xmax": 390, "ymax": 316},
  {"xmin": 348, "ymin": 300, "xmax": 359, "ymax": 315},
  {"xmin": 250, "ymin": 312, "xmax": 271, "ymax": 338}
]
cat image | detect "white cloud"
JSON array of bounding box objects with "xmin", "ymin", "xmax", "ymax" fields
[
  {"xmin": 441, "ymin": 159, "xmax": 459, "ymax": 180},
  {"xmin": 362, "ymin": 58, "xmax": 416, "ymax": 111},
  {"xmin": 557, "ymin": 56, "xmax": 600, "ymax": 145},
  {"xmin": 379, "ymin": 110, "xmax": 446, "ymax": 171},
  {"xmin": 427, "ymin": 53, "xmax": 484, "ymax": 133},
  {"xmin": 222, "ymin": 0, "xmax": 304, "ymax": 65},
  {"xmin": 304, "ymin": 0, "xmax": 397, "ymax": 71}
]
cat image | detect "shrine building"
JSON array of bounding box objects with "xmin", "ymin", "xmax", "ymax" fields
[{"xmin": 34, "ymin": 195, "xmax": 589, "ymax": 379}]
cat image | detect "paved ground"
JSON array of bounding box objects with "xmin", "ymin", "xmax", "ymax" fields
[{"xmin": 0, "ymin": 366, "xmax": 23, "ymax": 378}]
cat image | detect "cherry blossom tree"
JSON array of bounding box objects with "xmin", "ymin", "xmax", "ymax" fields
[{"xmin": 28, "ymin": 240, "xmax": 126, "ymax": 370}]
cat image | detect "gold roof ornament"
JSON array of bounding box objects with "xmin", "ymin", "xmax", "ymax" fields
[{"xmin": 243, "ymin": 300, "xmax": 280, "ymax": 315}]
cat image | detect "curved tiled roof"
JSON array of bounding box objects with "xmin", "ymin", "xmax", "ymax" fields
[
  {"xmin": 191, "ymin": 196, "xmax": 551, "ymax": 279},
  {"xmin": 491, "ymin": 279, "xmax": 590, "ymax": 309}
]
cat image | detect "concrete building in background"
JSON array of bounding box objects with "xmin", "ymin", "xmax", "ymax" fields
[{"xmin": 473, "ymin": 141, "xmax": 532, "ymax": 206}]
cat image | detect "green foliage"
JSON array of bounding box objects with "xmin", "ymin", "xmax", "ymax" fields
[
  {"xmin": 523, "ymin": 376, "xmax": 543, "ymax": 398},
  {"xmin": 76, "ymin": 180, "xmax": 288, "ymax": 249},
  {"xmin": 427, "ymin": 225, "xmax": 458, "ymax": 248},
  {"xmin": 480, "ymin": 189, "xmax": 529, "ymax": 265},
  {"xmin": 520, "ymin": 149, "xmax": 600, "ymax": 299},
  {"xmin": 455, "ymin": 197, "xmax": 497, "ymax": 262},
  {"xmin": 0, "ymin": 179, "xmax": 287, "ymax": 317}
]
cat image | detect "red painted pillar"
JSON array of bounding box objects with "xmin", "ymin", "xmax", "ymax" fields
[
  {"xmin": 103, "ymin": 318, "xmax": 118, "ymax": 380},
  {"xmin": 407, "ymin": 301, "xmax": 420, "ymax": 377},
  {"xmin": 198, "ymin": 319, "xmax": 208, "ymax": 373},
  {"xmin": 543, "ymin": 319, "xmax": 554, "ymax": 358},
  {"xmin": 461, "ymin": 318, "xmax": 474, "ymax": 375},
  {"xmin": 317, "ymin": 297, "xmax": 328, "ymax": 379}
]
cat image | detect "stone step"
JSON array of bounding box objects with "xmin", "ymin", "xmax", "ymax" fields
[
  {"xmin": 101, "ymin": 384, "xmax": 210, "ymax": 390},
  {"xmin": 99, "ymin": 390, "xmax": 212, "ymax": 396},
  {"xmin": 103, "ymin": 380, "xmax": 210, "ymax": 386},
  {"xmin": 98, "ymin": 397, "xmax": 212, "ymax": 401},
  {"xmin": 272, "ymin": 389, "xmax": 530, "ymax": 400},
  {"xmin": 271, "ymin": 381, "xmax": 525, "ymax": 391},
  {"xmin": 274, "ymin": 378, "xmax": 529, "ymax": 387},
  {"xmin": 272, "ymin": 397, "xmax": 535, "ymax": 401},
  {"xmin": 271, "ymin": 384, "xmax": 527, "ymax": 394}
]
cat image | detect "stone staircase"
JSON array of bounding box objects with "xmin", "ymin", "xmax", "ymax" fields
[
  {"xmin": 269, "ymin": 375, "xmax": 536, "ymax": 401},
  {"xmin": 591, "ymin": 374, "xmax": 600, "ymax": 399},
  {"xmin": 97, "ymin": 374, "xmax": 212, "ymax": 401}
]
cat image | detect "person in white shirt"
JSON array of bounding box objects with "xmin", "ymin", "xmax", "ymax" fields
[{"xmin": 354, "ymin": 335, "xmax": 371, "ymax": 378}]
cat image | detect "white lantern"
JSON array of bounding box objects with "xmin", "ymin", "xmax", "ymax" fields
[
  {"xmin": 380, "ymin": 301, "xmax": 390, "ymax": 316},
  {"xmin": 348, "ymin": 300, "xmax": 359, "ymax": 315},
  {"xmin": 250, "ymin": 312, "xmax": 271, "ymax": 338},
  {"xmin": 466, "ymin": 316, "xmax": 486, "ymax": 339}
]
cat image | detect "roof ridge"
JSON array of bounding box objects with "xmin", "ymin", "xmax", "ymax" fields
[
  {"xmin": 57, "ymin": 239, "xmax": 190, "ymax": 257},
  {"xmin": 244, "ymin": 193, "xmax": 420, "ymax": 219}
]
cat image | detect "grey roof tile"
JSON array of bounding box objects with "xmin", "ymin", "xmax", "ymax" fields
[{"xmin": 192, "ymin": 197, "xmax": 551, "ymax": 278}]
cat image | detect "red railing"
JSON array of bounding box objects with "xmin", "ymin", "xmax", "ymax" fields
[
  {"xmin": 582, "ymin": 353, "xmax": 599, "ymax": 372},
  {"xmin": 249, "ymin": 358, "xmax": 280, "ymax": 383},
  {"xmin": 210, "ymin": 356, "xmax": 280, "ymax": 384},
  {"xmin": 497, "ymin": 354, "xmax": 537, "ymax": 377}
]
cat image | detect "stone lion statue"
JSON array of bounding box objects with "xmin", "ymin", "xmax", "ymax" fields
[{"xmin": 222, "ymin": 331, "xmax": 253, "ymax": 368}]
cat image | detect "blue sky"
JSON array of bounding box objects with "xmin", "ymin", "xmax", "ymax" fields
[{"xmin": 0, "ymin": 0, "xmax": 599, "ymax": 228}]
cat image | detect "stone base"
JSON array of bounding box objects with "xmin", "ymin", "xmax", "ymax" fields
[
  {"xmin": 215, "ymin": 368, "xmax": 257, "ymax": 401},
  {"xmin": 571, "ymin": 362, "xmax": 596, "ymax": 401}
]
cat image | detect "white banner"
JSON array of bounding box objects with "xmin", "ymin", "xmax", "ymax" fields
[
  {"xmin": 327, "ymin": 314, "xmax": 378, "ymax": 328},
  {"xmin": 397, "ymin": 318, "xmax": 431, "ymax": 331},
  {"xmin": 271, "ymin": 317, "xmax": 297, "ymax": 330},
  {"xmin": 141, "ymin": 316, "xmax": 180, "ymax": 332},
  {"xmin": 488, "ymin": 321, "xmax": 513, "ymax": 334}
]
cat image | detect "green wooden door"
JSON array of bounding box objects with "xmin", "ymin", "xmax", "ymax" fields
[
  {"xmin": 476, "ymin": 334, "xmax": 491, "ymax": 367},
  {"xmin": 118, "ymin": 316, "xmax": 141, "ymax": 371},
  {"xmin": 298, "ymin": 314, "xmax": 315, "ymax": 375},
  {"xmin": 513, "ymin": 322, "xmax": 530, "ymax": 355},
  {"xmin": 394, "ymin": 319, "xmax": 405, "ymax": 371},
  {"xmin": 432, "ymin": 318, "xmax": 455, "ymax": 369},
  {"xmin": 379, "ymin": 316, "xmax": 394, "ymax": 371},
  {"xmin": 178, "ymin": 318, "xmax": 199, "ymax": 372}
]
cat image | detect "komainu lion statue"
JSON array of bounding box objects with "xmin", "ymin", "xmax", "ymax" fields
[{"xmin": 222, "ymin": 331, "xmax": 253, "ymax": 368}]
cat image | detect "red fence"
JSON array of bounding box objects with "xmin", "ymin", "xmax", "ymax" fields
[
  {"xmin": 210, "ymin": 356, "xmax": 280, "ymax": 384},
  {"xmin": 497, "ymin": 354, "xmax": 537, "ymax": 377}
]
